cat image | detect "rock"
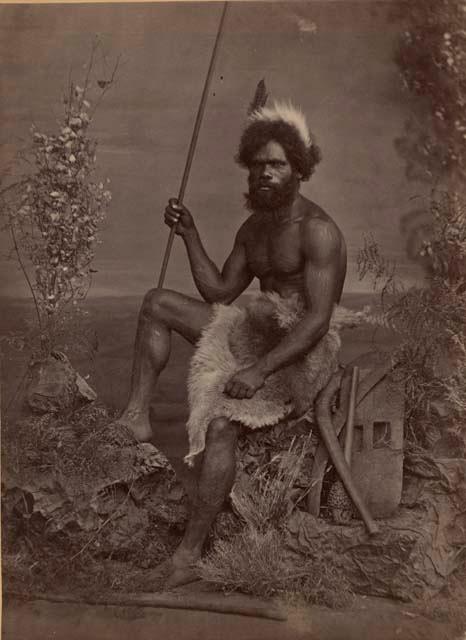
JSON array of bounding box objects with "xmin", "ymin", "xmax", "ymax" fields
[
  {"xmin": 76, "ymin": 372, "xmax": 97, "ymax": 403},
  {"xmin": 1, "ymin": 404, "xmax": 169, "ymax": 545},
  {"xmin": 26, "ymin": 351, "xmax": 97, "ymax": 413},
  {"xmin": 285, "ymin": 454, "xmax": 466, "ymax": 601},
  {"xmin": 432, "ymin": 431, "xmax": 465, "ymax": 458},
  {"xmin": 95, "ymin": 486, "xmax": 150, "ymax": 553}
]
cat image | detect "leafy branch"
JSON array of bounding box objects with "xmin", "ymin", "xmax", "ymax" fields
[
  {"xmin": 357, "ymin": 192, "xmax": 466, "ymax": 446},
  {"xmin": 1, "ymin": 40, "xmax": 119, "ymax": 358}
]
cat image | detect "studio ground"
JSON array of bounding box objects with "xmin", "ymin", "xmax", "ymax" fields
[
  {"xmin": 2, "ymin": 592, "xmax": 456, "ymax": 640},
  {"xmin": 1, "ymin": 294, "xmax": 462, "ymax": 640}
]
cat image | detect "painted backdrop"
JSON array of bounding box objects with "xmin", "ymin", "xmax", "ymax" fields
[{"xmin": 0, "ymin": 1, "xmax": 425, "ymax": 297}]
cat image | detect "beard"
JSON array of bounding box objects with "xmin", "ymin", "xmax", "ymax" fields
[{"xmin": 244, "ymin": 174, "xmax": 299, "ymax": 213}]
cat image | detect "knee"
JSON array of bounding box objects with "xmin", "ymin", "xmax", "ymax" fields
[
  {"xmin": 141, "ymin": 288, "xmax": 172, "ymax": 320},
  {"xmin": 206, "ymin": 417, "xmax": 237, "ymax": 444}
]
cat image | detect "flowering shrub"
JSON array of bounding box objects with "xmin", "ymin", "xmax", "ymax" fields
[
  {"xmin": 27, "ymin": 96, "xmax": 111, "ymax": 313},
  {"xmin": 1, "ymin": 51, "xmax": 116, "ymax": 357},
  {"xmin": 421, "ymin": 191, "xmax": 466, "ymax": 288},
  {"xmin": 394, "ymin": 0, "xmax": 466, "ymax": 183},
  {"xmin": 368, "ymin": 2, "xmax": 466, "ymax": 447}
]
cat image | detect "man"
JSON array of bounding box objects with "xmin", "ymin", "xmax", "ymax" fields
[{"xmin": 117, "ymin": 101, "xmax": 347, "ymax": 586}]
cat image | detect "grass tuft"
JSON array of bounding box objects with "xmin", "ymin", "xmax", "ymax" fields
[
  {"xmin": 200, "ymin": 438, "xmax": 354, "ymax": 608},
  {"xmin": 231, "ymin": 438, "xmax": 306, "ymax": 532},
  {"xmin": 199, "ymin": 526, "xmax": 353, "ymax": 608}
]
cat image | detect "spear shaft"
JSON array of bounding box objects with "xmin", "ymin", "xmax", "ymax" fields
[{"xmin": 157, "ymin": 2, "xmax": 229, "ymax": 289}]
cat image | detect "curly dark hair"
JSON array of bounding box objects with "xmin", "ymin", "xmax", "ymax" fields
[{"xmin": 235, "ymin": 119, "xmax": 322, "ymax": 181}]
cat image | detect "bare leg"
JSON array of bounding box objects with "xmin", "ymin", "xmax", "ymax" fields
[
  {"xmin": 115, "ymin": 288, "xmax": 212, "ymax": 441},
  {"xmin": 155, "ymin": 417, "xmax": 238, "ymax": 588},
  {"xmin": 165, "ymin": 452, "xmax": 202, "ymax": 507}
]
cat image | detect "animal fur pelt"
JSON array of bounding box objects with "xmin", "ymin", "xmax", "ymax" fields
[{"xmin": 185, "ymin": 292, "xmax": 366, "ymax": 465}]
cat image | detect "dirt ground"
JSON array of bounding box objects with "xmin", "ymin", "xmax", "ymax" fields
[{"xmin": 2, "ymin": 593, "xmax": 458, "ymax": 640}]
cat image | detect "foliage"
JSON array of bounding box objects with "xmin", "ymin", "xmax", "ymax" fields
[
  {"xmin": 357, "ymin": 192, "xmax": 466, "ymax": 446},
  {"xmin": 2, "ymin": 404, "xmax": 135, "ymax": 495},
  {"xmin": 199, "ymin": 438, "xmax": 353, "ymax": 607},
  {"xmin": 0, "ymin": 306, "xmax": 99, "ymax": 365},
  {"xmin": 199, "ymin": 527, "xmax": 287, "ymax": 599},
  {"xmin": 0, "ymin": 42, "xmax": 118, "ymax": 357},
  {"xmin": 231, "ymin": 438, "xmax": 307, "ymax": 533},
  {"xmin": 198, "ymin": 526, "xmax": 353, "ymax": 608},
  {"xmin": 394, "ymin": 0, "xmax": 466, "ymax": 183},
  {"xmin": 356, "ymin": 232, "xmax": 397, "ymax": 301},
  {"xmin": 1, "ymin": 402, "xmax": 173, "ymax": 595},
  {"xmin": 388, "ymin": 2, "xmax": 466, "ymax": 447}
]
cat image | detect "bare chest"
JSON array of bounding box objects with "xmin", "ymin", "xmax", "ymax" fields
[{"xmin": 245, "ymin": 223, "xmax": 303, "ymax": 279}]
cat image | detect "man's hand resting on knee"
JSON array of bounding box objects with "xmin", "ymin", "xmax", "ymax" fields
[{"xmin": 224, "ymin": 365, "xmax": 265, "ymax": 399}]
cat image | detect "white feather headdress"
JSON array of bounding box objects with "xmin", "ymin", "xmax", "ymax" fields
[{"xmin": 247, "ymin": 100, "xmax": 313, "ymax": 150}]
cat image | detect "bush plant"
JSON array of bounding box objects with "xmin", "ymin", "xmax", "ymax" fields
[
  {"xmin": 357, "ymin": 192, "xmax": 466, "ymax": 448},
  {"xmin": 356, "ymin": 2, "xmax": 466, "ymax": 449},
  {"xmin": 0, "ymin": 42, "xmax": 118, "ymax": 359},
  {"xmin": 394, "ymin": 0, "xmax": 466, "ymax": 184}
]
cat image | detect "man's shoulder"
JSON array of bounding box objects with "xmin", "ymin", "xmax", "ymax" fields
[
  {"xmin": 299, "ymin": 198, "xmax": 342, "ymax": 235},
  {"xmin": 299, "ymin": 198, "xmax": 345, "ymax": 253}
]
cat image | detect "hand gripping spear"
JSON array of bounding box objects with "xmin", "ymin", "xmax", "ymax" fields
[{"xmin": 157, "ymin": 2, "xmax": 229, "ymax": 289}]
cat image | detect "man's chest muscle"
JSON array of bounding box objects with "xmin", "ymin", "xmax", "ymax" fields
[{"xmin": 245, "ymin": 226, "xmax": 303, "ymax": 278}]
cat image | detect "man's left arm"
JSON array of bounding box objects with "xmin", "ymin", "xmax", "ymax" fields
[{"xmin": 224, "ymin": 218, "xmax": 343, "ymax": 399}]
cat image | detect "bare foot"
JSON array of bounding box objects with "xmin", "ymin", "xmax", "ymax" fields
[
  {"xmin": 147, "ymin": 558, "xmax": 174, "ymax": 583},
  {"xmin": 148, "ymin": 551, "xmax": 201, "ymax": 590},
  {"xmin": 109, "ymin": 408, "xmax": 153, "ymax": 443},
  {"xmin": 149, "ymin": 561, "xmax": 200, "ymax": 590},
  {"xmin": 165, "ymin": 565, "xmax": 199, "ymax": 589}
]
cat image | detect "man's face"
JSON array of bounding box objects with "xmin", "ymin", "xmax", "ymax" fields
[{"xmin": 246, "ymin": 140, "xmax": 300, "ymax": 212}]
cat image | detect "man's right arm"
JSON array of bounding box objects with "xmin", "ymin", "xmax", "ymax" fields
[{"xmin": 164, "ymin": 199, "xmax": 253, "ymax": 304}]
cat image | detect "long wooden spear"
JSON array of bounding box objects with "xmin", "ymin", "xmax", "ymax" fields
[{"xmin": 157, "ymin": 2, "xmax": 229, "ymax": 289}]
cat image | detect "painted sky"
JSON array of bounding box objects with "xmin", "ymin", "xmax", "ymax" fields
[{"xmin": 0, "ymin": 1, "xmax": 426, "ymax": 297}]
